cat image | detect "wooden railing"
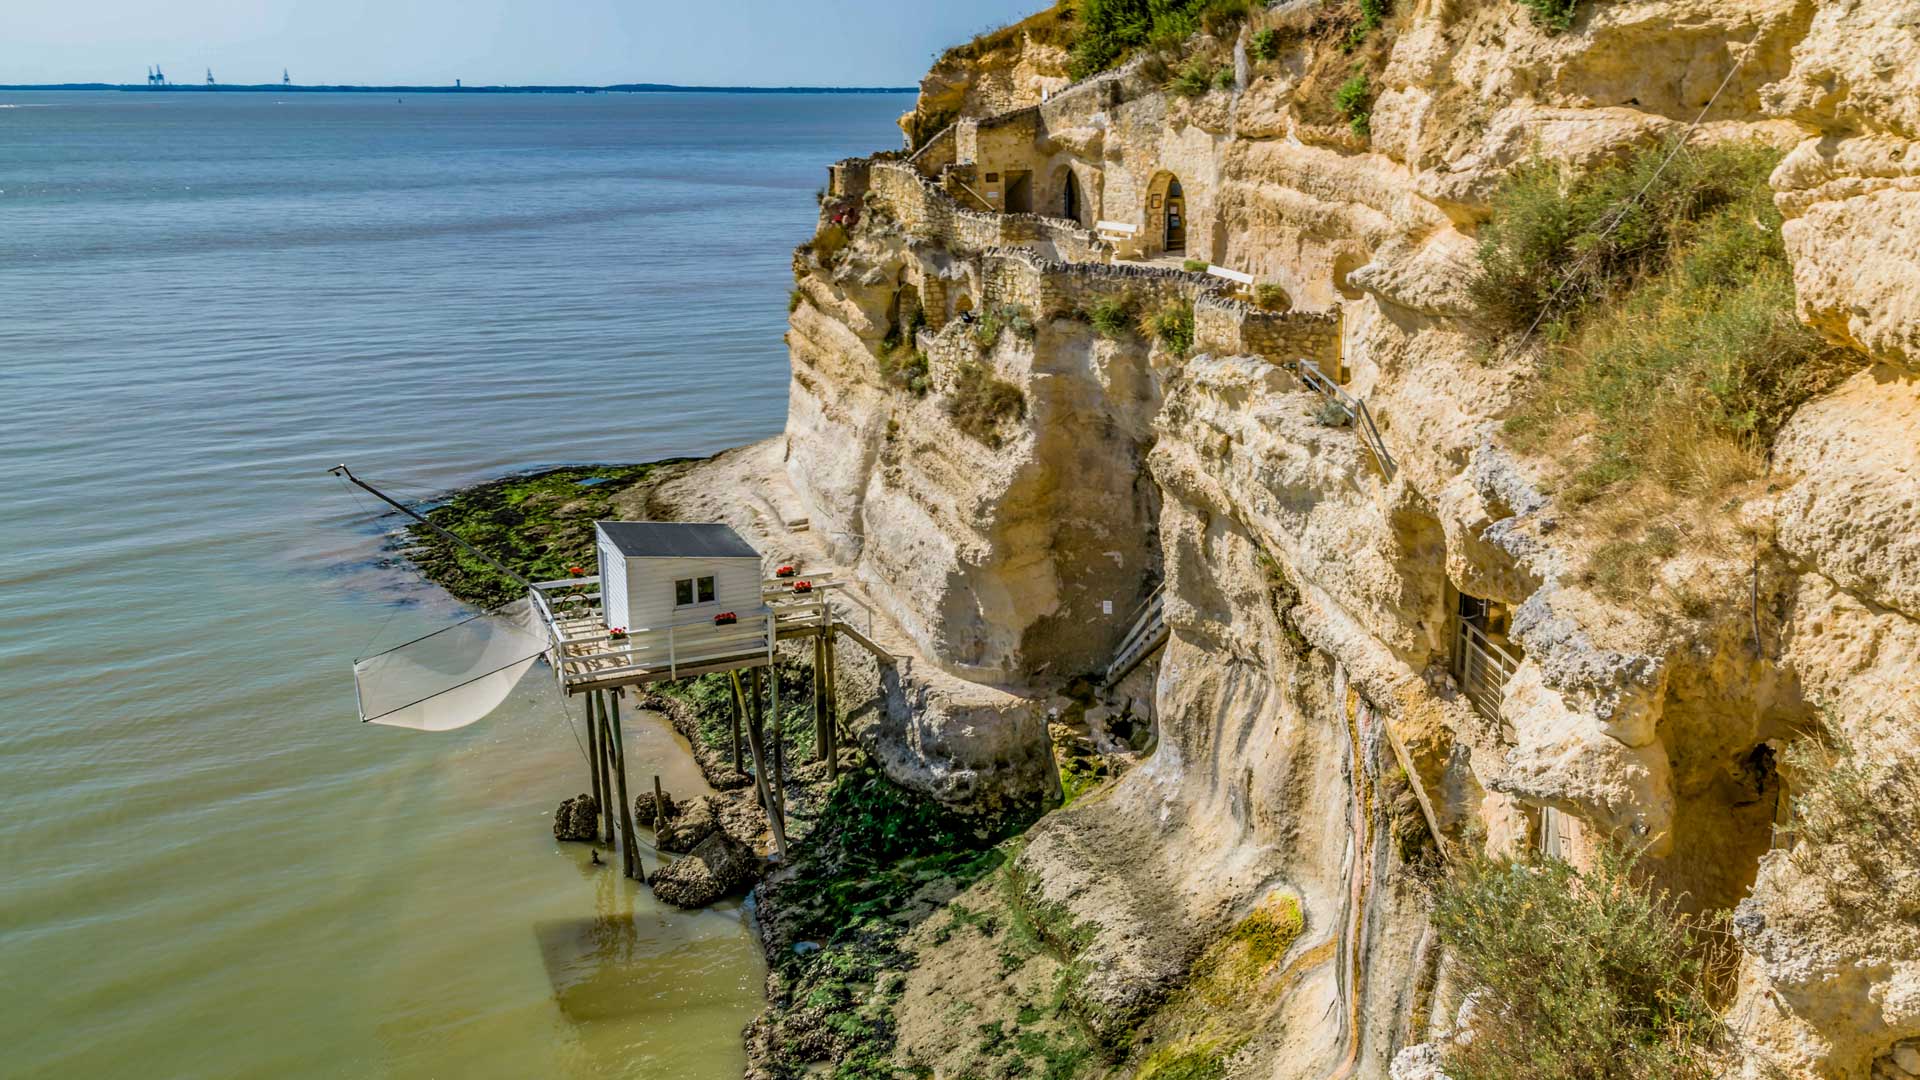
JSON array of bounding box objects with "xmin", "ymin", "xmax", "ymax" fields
[
  {"xmin": 1451, "ymin": 616, "xmax": 1519, "ymax": 722},
  {"xmin": 1297, "ymin": 359, "xmax": 1397, "ymax": 481}
]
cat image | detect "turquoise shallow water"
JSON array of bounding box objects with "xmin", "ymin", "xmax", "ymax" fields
[{"xmin": 0, "ymin": 89, "xmax": 908, "ymax": 1078}]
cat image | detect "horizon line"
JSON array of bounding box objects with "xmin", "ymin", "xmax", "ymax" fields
[{"xmin": 0, "ymin": 81, "xmax": 917, "ymax": 95}]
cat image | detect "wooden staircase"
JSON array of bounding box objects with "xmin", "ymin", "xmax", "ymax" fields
[{"xmin": 1103, "ymin": 587, "xmax": 1169, "ymax": 688}]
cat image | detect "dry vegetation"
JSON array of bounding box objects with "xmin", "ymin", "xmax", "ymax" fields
[
  {"xmin": 1432, "ymin": 848, "xmax": 1734, "ymax": 1080},
  {"xmin": 1481, "ymin": 140, "xmax": 1860, "ymax": 605}
]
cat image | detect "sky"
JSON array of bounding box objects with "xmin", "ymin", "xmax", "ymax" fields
[{"xmin": 0, "ymin": 0, "xmax": 1047, "ymax": 87}]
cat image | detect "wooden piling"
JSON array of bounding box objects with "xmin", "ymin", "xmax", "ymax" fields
[
  {"xmin": 811, "ymin": 635, "xmax": 826, "ymax": 763},
  {"xmin": 822, "ymin": 628, "xmax": 839, "ymax": 782},
  {"xmin": 742, "ymin": 667, "xmax": 787, "ymax": 860},
  {"xmin": 586, "ymin": 692, "xmax": 607, "ymax": 838},
  {"xmin": 652, "ymin": 774, "xmax": 666, "ymax": 833},
  {"xmin": 608, "ymin": 691, "xmax": 642, "ymax": 881},
  {"xmin": 729, "ymin": 670, "xmax": 744, "ymax": 777},
  {"xmin": 592, "ymin": 693, "xmax": 614, "ymax": 845},
  {"xmin": 769, "ymin": 660, "xmax": 786, "ymax": 811}
]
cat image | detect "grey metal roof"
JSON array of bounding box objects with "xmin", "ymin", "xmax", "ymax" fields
[{"xmin": 596, "ymin": 520, "xmax": 760, "ymax": 560}]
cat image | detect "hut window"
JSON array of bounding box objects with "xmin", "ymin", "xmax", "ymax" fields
[{"xmin": 674, "ymin": 575, "xmax": 716, "ymax": 606}]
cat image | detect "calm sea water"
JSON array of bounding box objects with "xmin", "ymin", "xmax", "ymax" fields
[{"xmin": 0, "ymin": 90, "xmax": 909, "ymax": 1078}]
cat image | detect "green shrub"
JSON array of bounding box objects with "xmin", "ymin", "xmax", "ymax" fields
[
  {"xmin": 1347, "ymin": 0, "xmax": 1391, "ymax": 46},
  {"xmin": 1518, "ymin": 0, "xmax": 1585, "ymax": 32},
  {"xmin": 1432, "ymin": 849, "xmax": 1731, "ymax": 1080},
  {"xmin": 1780, "ymin": 733, "xmax": 1920, "ymax": 925},
  {"xmin": 1252, "ymin": 282, "xmax": 1291, "ymax": 311},
  {"xmin": 788, "ymin": 288, "xmax": 805, "ymax": 313},
  {"xmin": 1088, "ymin": 295, "xmax": 1137, "ymax": 337},
  {"xmin": 1182, "ymin": 257, "xmax": 1209, "ymax": 273},
  {"xmin": 1141, "ymin": 299, "xmax": 1196, "ymax": 355},
  {"xmin": 1489, "ymin": 141, "xmax": 1859, "ymax": 501},
  {"xmin": 808, "ymin": 223, "xmax": 849, "ymax": 264},
  {"xmin": 1213, "ymin": 65, "xmax": 1237, "ymax": 91},
  {"xmin": 1069, "ymin": 0, "xmax": 1251, "ymax": 79},
  {"xmin": 946, "ymin": 362, "xmax": 1028, "ymax": 447},
  {"xmin": 1168, "ymin": 57, "xmax": 1215, "ymax": 98},
  {"xmin": 1335, "ymin": 70, "xmax": 1371, "ymax": 136},
  {"xmin": 1312, "ymin": 398, "xmax": 1351, "ymax": 427},
  {"xmin": 1250, "ymin": 27, "xmax": 1278, "ymax": 61},
  {"xmin": 972, "ymin": 307, "xmax": 1004, "ymax": 349},
  {"xmin": 878, "ymin": 346, "xmax": 929, "ymax": 396}
]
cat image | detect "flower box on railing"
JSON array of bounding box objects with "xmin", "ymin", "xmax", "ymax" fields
[
  {"xmin": 714, "ymin": 612, "xmax": 738, "ymax": 626},
  {"xmin": 792, "ymin": 581, "xmax": 813, "ymax": 594},
  {"xmin": 608, "ymin": 627, "xmax": 628, "ymax": 640},
  {"xmin": 775, "ymin": 565, "xmax": 798, "ymax": 578}
]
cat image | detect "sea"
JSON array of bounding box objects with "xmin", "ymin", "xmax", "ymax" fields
[{"xmin": 0, "ymin": 88, "xmax": 911, "ymax": 1078}]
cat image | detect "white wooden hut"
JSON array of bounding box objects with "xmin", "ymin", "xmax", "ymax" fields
[{"xmin": 595, "ymin": 520, "xmax": 764, "ymax": 631}]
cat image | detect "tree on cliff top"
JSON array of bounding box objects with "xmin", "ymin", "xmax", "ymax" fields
[{"xmin": 1068, "ymin": 0, "xmax": 1251, "ymax": 78}]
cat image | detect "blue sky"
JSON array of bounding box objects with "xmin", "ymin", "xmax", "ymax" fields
[{"xmin": 1, "ymin": 0, "xmax": 1046, "ymax": 86}]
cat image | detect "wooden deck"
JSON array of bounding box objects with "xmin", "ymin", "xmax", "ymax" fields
[{"xmin": 528, "ymin": 572, "xmax": 889, "ymax": 694}]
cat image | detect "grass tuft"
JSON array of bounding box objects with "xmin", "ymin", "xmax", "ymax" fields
[{"xmin": 1141, "ymin": 299, "xmax": 1196, "ymax": 355}]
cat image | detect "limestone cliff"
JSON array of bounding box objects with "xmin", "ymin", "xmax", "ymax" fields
[{"xmin": 760, "ymin": 1, "xmax": 1920, "ymax": 1077}]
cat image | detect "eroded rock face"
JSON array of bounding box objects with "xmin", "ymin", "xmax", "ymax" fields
[{"xmin": 771, "ymin": 0, "xmax": 1920, "ymax": 1074}]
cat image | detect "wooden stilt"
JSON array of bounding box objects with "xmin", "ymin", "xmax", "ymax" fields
[
  {"xmin": 652, "ymin": 774, "xmax": 666, "ymax": 833},
  {"xmin": 812, "ymin": 635, "xmax": 828, "ymax": 764},
  {"xmin": 729, "ymin": 670, "xmax": 744, "ymax": 777},
  {"xmin": 770, "ymin": 660, "xmax": 786, "ymax": 815},
  {"xmin": 608, "ymin": 691, "xmax": 641, "ymax": 880},
  {"xmin": 585, "ymin": 692, "xmax": 607, "ymax": 838},
  {"xmin": 823, "ymin": 628, "xmax": 839, "ymax": 782},
  {"xmin": 592, "ymin": 693, "xmax": 614, "ymax": 845},
  {"xmin": 742, "ymin": 667, "xmax": 788, "ymax": 860}
]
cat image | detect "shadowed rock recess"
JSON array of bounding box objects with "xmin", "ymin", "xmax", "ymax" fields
[{"xmin": 704, "ymin": 2, "xmax": 1920, "ymax": 1076}]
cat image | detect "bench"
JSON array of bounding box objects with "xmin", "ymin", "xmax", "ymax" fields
[
  {"xmin": 1096, "ymin": 219, "xmax": 1142, "ymax": 260},
  {"xmin": 1206, "ymin": 264, "xmax": 1256, "ymax": 300}
]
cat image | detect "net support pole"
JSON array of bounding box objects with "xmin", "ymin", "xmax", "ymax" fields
[
  {"xmin": 608, "ymin": 691, "xmax": 641, "ymax": 881},
  {"xmin": 744, "ymin": 667, "xmax": 787, "ymax": 861},
  {"xmin": 812, "ymin": 635, "xmax": 827, "ymax": 764}
]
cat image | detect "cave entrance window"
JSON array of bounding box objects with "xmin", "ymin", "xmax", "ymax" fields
[
  {"xmin": 1450, "ymin": 589, "xmax": 1521, "ymax": 722},
  {"xmin": 1063, "ymin": 169, "xmax": 1083, "ymax": 224},
  {"xmin": 1004, "ymin": 170, "xmax": 1033, "ymax": 214}
]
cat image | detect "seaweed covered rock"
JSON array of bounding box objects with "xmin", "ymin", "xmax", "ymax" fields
[
  {"xmin": 656, "ymin": 795, "xmax": 719, "ymax": 854},
  {"xmin": 632, "ymin": 789, "xmax": 676, "ymax": 830},
  {"xmin": 552, "ymin": 793, "xmax": 598, "ymax": 842},
  {"xmin": 650, "ymin": 830, "xmax": 761, "ymax": 909}
]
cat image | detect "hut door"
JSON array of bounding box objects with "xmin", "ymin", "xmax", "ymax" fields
[{"xmin": 1165, "ymin": 179, "xmax": 1186, "ymax": 254}]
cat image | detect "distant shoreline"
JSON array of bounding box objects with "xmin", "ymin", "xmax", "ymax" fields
[{"xmin": 0, "ymin": 82, "xmax": 914, "ymax": 95}]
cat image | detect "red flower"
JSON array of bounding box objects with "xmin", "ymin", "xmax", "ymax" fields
[
  {"xmin": 793, "ymin": 580, "xmax": 813, "ymax": 593},
  {"xmin": 568, "ymin": 565, "xmax": 585, "ymax": 576}
]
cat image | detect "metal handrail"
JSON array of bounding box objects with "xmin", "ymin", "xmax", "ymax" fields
[{"xmin": 1298, "ymin": 359, "xmax": 1396, "ymax": 480}]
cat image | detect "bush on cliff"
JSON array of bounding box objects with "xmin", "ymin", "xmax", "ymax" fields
[
  {"xmin": 1517, "ymin": 0, "xmax": 1585, "ymax": 33},
  {"xmin": 1485, "ymin": 140, "xmax": 1860, "ymax": 520},
  {"xmin": 1068, "ymin": 0, "xmax": 1252, "ymax": 79},
  {"xmin": 1432, "ymin": 848, "xmax": 1732, "ymax": 1080},
  {"xmin": 1141, "ymin": 299, "xmax": 1196, "ymax": 356},
  {"xmin": 946, "ymin": 362, "xmax": 1028, "ymax": 448},
  {"xmin": 1087, "ymin": 296, "xmax": 1137, "ymax": 337}
]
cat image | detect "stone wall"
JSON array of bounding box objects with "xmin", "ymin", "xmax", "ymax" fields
[{"xmin": 866, "ymin": 161, "xmax": 1111, "ymax": 264}]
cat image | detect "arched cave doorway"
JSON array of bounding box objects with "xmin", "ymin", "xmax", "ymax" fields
[{"xmin": 1147, "ymin": 172, "xmax": 1186, "ymax": 256}]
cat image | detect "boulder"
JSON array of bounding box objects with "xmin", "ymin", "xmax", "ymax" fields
[
  {"xmin": 632, "ymin": 789, "xmax": 676, "ymax": 829},
  {"xmin": 656, "ymin": 795, "xmax": 720, "ymax": 854},
  {"xmin": 552, "ymin": 793, "xmax": 598, "ymax": 842},
  {"xmin": 649, "ymin": 830, "xmax": 761, "ymax": 909}
]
